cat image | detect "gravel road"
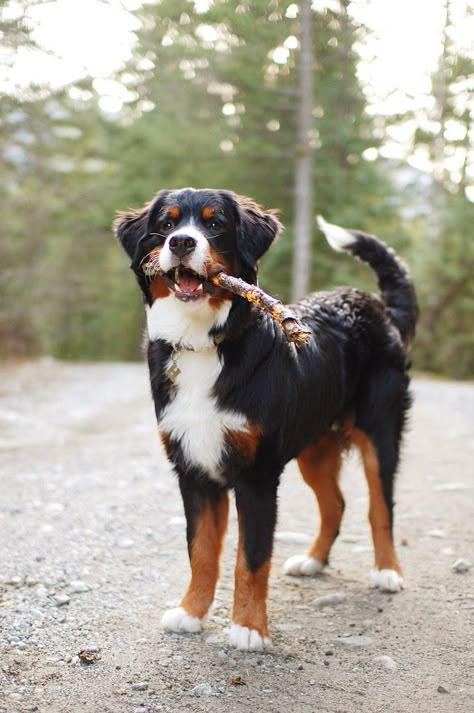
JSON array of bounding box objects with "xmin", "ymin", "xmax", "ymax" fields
[{"xmin": 0, "ymin": 359, "xmax": 473, "ymax": 713}]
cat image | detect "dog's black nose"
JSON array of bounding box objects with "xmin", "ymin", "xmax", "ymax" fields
[{"xmin": 169, "ymin": 235, "xmax": 197, "ymax": 258}]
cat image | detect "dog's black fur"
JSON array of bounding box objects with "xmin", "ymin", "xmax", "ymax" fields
[{"xmin": 115, "ymin": 188, "xmax": 418, "ymax": 649}]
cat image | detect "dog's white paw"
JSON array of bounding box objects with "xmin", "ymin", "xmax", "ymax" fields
[
  {"xmin": 229, "ymin": 624, "xmax": 272, "ymax": 651},
  {"xmin": 283, "ymin": 554, "xmax": 324, "ymax": 576},
  {"xmin": 161, "ymin": 606, "xmax": 203, "ymax": 633},
  {"xmin": 370, "ymin": 568, "xmax": 404, "ymax": 592}
]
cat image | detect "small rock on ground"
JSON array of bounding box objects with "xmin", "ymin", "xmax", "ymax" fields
[
  {"xmin": 335, "ymin": 635, "xmax": 373, "ymax": 648},
  {"xmin": 451, "ymin": 558, "xmax": 470, "ymax": 573},
  {"xmin": 314, "ymin": 592, "xmax": 346, "ymax": 608},
  {"xmin": 69, "ymin": 580, "xmax": 90, "ymax": 593},
  {"xmin": 372, "ymin": 655, "xmax": 397, "ymax": 672},
  {"xmin": 53, "ymin": 594, "xmax": 70, "ymax": 606},
  {"xmin": 191, "ymin": 682, "xmax": 215, "ymax": 697}
]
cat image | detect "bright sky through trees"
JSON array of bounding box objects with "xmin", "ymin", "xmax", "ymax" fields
[
  {"xmin": 2, "ymin": 0, "xmax": 471, "ymax": 107},
  {"xmin": 3, "ymin": 0, "xmax": 472, "ymax": 173}
]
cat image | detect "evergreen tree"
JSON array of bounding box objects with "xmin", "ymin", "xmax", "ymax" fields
[
  {"xmin": 112, "ymin": 0, "xmax": 397, "ymax": 301},
  {"xmin": 407, "ymin": 0, "xmax": 474, "ymax": 376},
  {"xmin": 3, "ymin": 0, "xmax": 471, "ymax": 373}
]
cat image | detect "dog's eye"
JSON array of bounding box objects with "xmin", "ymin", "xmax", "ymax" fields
[
  {"xmin": 162, "ymin": 221, "xmax": 173, "ymax": 230},
  {"xmin": 209, "ymin": 221, "xmax": 220, "ymax": 230}
]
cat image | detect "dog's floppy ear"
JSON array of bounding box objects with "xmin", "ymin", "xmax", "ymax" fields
[
  {"xmin": 114, "ymin": 190, "xmax": 172, "ymax": 262},
  {"xmin": 233, "ymin": 195, "xmax": 282, "ymax": 275},
  {"xmin": 113, "ymin": 204, "xmax": 150, "ymax": 259}
]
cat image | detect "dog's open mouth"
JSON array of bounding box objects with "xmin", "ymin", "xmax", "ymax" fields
[{"xmin": 167, "ymin": 266, "xmax": 207, "ymax": 302}]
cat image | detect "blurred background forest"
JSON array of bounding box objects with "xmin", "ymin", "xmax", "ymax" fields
[{"xmin": 1, "ymin": 0, "xmax": 473, "ymax": 376}]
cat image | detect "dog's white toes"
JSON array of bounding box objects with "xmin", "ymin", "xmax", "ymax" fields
[
  {"xmin": 283, "ymin": 554, "xmax": 324, "ymax": 576},
  {"xmin": 161, "ymin": 606, "xmax": 203, "ymax": 633},
  {"xmin": 229, "ymin": 624, "xmax": 272, "ymax": 651},
  {"xmin": 370, "ymin": 568, "xmax": 404, "ymax": 592}
]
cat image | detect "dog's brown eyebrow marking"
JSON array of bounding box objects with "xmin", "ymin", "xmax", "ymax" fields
[
  {"xmin": 168, "ymin": 205, "xmax": 180, "ymax": 219},
  {"xmin": 202, "ymin": 206, "xmax": 215, "ymax": 220}
]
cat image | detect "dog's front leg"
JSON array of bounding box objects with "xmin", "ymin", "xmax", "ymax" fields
[
  {"xmin": 161, "ymin": 475, "xmax": 229, "ymax": 634},
  {"xmin": 230, "ymin": 477, "xmax": 278, "ymax": 651}
]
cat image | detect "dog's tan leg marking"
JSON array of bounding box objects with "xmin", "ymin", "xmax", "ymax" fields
[
  {"xmin": 180, "ymin": 493, "xmax": 229, "ymax": 619},
  {"xmin": 284, "ymin": 433, "xmax": 344, "ymax": 576},
  {"xmin": 299, "ymin": 435, "xmax": 345, "ymax": 563},
  {"xmin": 352, "ymin": 429, "xmax": 402, "ymax": 576},
  {"xmin": 230, "ymin": 516, "xmax": 272, "ymax": 650}
]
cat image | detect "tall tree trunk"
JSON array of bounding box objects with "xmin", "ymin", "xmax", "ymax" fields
[{"xmin": 291, "ymin": 0, "xmax": 314, "ymax": 301}]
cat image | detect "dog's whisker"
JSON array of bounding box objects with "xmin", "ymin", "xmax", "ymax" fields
[{"xmin": 139, "ymin": 252, "xmax": 153, "ymax": 268}]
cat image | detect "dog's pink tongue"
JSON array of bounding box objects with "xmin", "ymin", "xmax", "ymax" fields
[{"xmin": 178, "ymin": 274, "xmax": 201, "ymax": 293}]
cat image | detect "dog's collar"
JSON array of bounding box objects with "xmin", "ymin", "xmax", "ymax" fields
[
  {"xmin": 166, "ymin": 335, "xmax": 225, "ymax": 383},
  {"xmin": 166, "ymin": 343, "xmax": 186, "ymax": 383}
]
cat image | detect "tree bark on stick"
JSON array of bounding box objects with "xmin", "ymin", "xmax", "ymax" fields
[
  {"xmin": 209, "ymin": 273, "xmax": 311, "ymax": 346},
  {"xmin": 291, "ymin": 0, "xmax": 314, "ymax": 302}
]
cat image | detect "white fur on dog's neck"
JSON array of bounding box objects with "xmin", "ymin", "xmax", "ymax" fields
[
  {"xmin": 159, "ymin": 346, "xmax": 249, "ymax": 480},
  {"xmin": 145, "ymin": 294, "xmax": 231, "ymax": 350}
]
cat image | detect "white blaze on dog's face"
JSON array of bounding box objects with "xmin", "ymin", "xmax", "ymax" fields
[{"xmin": 158, "ymin": 222, "xmax": 213, "ymax": 303}]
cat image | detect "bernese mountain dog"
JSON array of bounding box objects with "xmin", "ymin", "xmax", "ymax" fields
[{"xmin": 114, "ymin": 187, "xmax": 418, "ymax": 651}]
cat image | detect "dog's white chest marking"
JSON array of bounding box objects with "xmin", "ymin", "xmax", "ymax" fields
[
  {"xmin": 159, "ymin": 346, "xmax": 248, "ymax": 481},
  {"xmin": 146, "ymin": 294, "xmax": 231, "ymax": 350},
  {"xmin": 147, "ymin": 292, "xmax": 247, "ymax": 479}
]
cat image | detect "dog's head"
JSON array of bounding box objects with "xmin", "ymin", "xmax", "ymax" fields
[{"xmin": 114, "ymin": 188, "xmax": 282, "ymax": 306}]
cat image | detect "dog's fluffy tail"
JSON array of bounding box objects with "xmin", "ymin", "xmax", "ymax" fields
[{"xmin": 317, "ymin": 216, "xmax": 418, "ymax": 348}]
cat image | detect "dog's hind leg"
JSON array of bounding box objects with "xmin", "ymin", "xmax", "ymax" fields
[
  {"xmin": 161, "ymin": 479, "xmax": 229, "ymax": 634},
  {"xmin": 352, "ymin": 427, "xmax": 403, "ymax": 592},
  {"xmin": 351, "ymin": 368, "xmax": 409, "ymax": 592},
  {"xmin": 283, "ymin": 432, "xmax": 345, "ymax": 577}
]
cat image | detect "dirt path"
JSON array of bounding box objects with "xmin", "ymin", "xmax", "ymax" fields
[{"xmin": 0, "ymin": 360, "xmax": 473, "ymax": 713}]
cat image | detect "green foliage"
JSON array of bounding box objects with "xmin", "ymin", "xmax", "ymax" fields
[
  {"xmin": 0, "ymin": 83, "xmax": 142, "ymax": 359},
  {"xmin": 402, "ymin": 2, "xmax": 474, "ymax": 378},
  {"xmin": 410, "ymin": 189, "xmax": 474, "ymax": 379},
  {"xmin": 111, "ymin": 0, "xmax": 397, "ymax": 303},
  {"xmin": 0, "ymin": 0, "xmax": 472, "ymax": 375}
]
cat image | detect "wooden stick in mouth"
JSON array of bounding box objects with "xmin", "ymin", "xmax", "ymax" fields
[
  {"xmin": 142, "ymin": 257, "xmax": 311, "ymax": 347},
  {"xmin": 209, "ymin": 273, "xmax": 311, "ymax": 347}
]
